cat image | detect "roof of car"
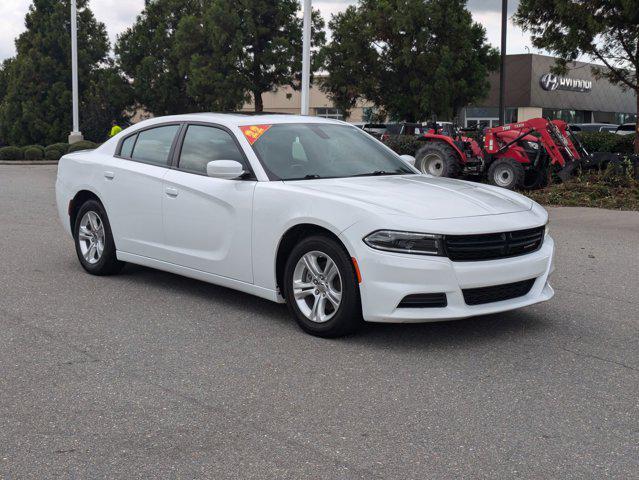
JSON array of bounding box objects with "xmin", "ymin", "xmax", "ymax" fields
[{"xmin": 132, "ymin": 112, "xmax": 349, "ymax": 128}]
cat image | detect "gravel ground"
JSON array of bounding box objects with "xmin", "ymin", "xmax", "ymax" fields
[{"xmin": 1, "ymin": 165, "xmax": 637, "ymax": 479}]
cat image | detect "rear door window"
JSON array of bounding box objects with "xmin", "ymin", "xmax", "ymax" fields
[{"xmin": 131, "ymin": 125, "xmax": 180, "ymax": 166}]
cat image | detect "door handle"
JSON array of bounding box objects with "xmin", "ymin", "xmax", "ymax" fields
[
  {"xmin": 104, "ymin": 171, "xmax": 115, "ymax": 180},
  {"xmin": 165, "ymin": 187, "xmax": 179, "ymax": 197}
]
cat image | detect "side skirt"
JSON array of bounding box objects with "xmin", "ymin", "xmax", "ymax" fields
[{"xmin": 116, "ymin": 251, "xmax": 283, "ymax": 303}]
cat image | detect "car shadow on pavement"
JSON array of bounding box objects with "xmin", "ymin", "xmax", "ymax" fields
[
  {"xmin": 117, "ymin": 264, "xmax": 547, "ymax": 346},
  {"xmin": 117, "ymin": 263, "xmax": 293, "ymax": 323},
  {"xmin": 351, "ymin": 310, "xmax": 546, "ymax": 349}
]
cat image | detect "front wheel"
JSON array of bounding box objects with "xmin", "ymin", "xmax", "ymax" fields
[
  {"xmin": 415, "ymin": 142, "xmax": 461, "ymax": 178},
  {"xmin": 283, "ymin": 235, "xmax": 363, "ymax": 337},
  {"xmin": 487, "ymin": 158, "xmax": 525, "ymax": 190}
]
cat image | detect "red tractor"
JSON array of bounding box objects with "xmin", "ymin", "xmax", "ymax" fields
[{"xmin": 414, "ymin": 118, "xmax": 582, "ymax": 190}]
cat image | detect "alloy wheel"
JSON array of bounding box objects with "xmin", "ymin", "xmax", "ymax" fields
[
  {"xmin": 78, "ymin": 211, "xmax": 105, "ymax": 265},
  {"xmin": 292, "ymin": 251, "xmax": 343, "ymax": 323}
]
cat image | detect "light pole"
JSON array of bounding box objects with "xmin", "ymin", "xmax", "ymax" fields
[
  {"xmin": 68, "ymin": 0, "xmax": 83, "ymax": 144},
  {"xmin": 498, "ymin": 0, "xmax": 508, "ymax": 126},
  {"xmin": 301, "ymin": 0, "xmax": 311, "ymax": 115}
]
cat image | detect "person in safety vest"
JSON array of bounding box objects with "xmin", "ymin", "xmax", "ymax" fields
[{"xmin": 109, "ymin": 120, "xmax": 122, "ymax": 138}]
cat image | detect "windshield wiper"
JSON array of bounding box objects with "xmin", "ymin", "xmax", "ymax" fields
[
  {"xmin": 350, "ymin": 170, "xmax": 405, "ymax": 177},
  {"xmin": 285, "ymin": 174, "xmax": 322, "ymax": 180}
]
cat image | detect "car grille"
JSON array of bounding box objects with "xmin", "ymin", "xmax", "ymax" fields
[
  {"xmin": 462, "ymin": 278, "xmax": 536, "ymax": 306},
  {"xmin": 397, "ymin": 293, "xmax": 447, "ymax": 308},
  {"xmin": 444, "ymin": 226, "xmax": 545, "ymax": 261}
]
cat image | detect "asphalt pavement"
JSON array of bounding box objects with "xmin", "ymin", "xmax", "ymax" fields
[{"xmin": 1, "ymin": 165, "xmax": 637, "ymax": 479}]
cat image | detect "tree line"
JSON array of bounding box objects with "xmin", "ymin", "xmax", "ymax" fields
[
  {"xmin": 0, "ymin": 0, "xmax": 636, "ymax": 151},
  {"xmin": 0, "ymin": 0, "xmax": 498, "ymax": 146}
]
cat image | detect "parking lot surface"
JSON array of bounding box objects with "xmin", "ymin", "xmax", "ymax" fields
[{"xmin": 1, "ymin": 165, "xmax": 638, "ymax": 479}]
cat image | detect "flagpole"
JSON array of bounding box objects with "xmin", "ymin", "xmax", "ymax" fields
[
  {"xmin": 69, "ymin": 0, "xmax": 83, "ymax": 143},
  {"xmin": 301, "ymin": 0, "xmax": 311, "ymax": 115}
]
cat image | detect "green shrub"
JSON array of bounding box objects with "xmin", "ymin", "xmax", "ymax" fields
[
  {"xmin": 615, "ymin": 134, "xmax": 636, "ymax": 154},
  {"xmin": 0, "ymin": 146, "xmax": 24, "ymax": 160},
  {"xmin": 577, "ymin": 132, "xmax": 637, "ymax": 154},
  {"xmin": 45, "ymin": 143, "xmax": 70, "ymax": 154},
  {"xmin": 68, "ymin": 140, "xmax": 98, "ymax": 153},
  {"xmin": 23, "ymin": 147, "xmax": 44, "ymax": 160},
  {"xmin": 577, "ymin": 132, "xmax": 618, "ymax": 153},
  {"xmin": 382, "ymin": 136, "xmax": 423, "ymax": 156},
  {"xmin": 44, "ymin": 149, "xmax": 63, "ymax": 160},
  {"xmin": 44, "ymin": 142, "xmax": 70, "ymax": 161},
  {"xmin": 23, "ymin": 144, "xmax": 45, "ymax": 154}
]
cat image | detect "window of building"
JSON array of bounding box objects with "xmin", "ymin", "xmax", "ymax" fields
[
  {"xmin": 315, "ymin": 108, "xmax": 344, "ymax": 120},
  {"xmin": 178, "ymin": 125, "xmax": 245, "ymax": 174},
  {"xmin": 616, "ymin": 113, "xmax": 637, "ymax": 125},
  {"xmin": 464, "ymin": 107, "xmax": 517, "ymax": 128},
  {"xmin": 131, "ymin": 125, "xmax": 180, "ymax": 166},
  {"xmin": 542, "ymin": 109, "xmax": 592, "ymax": 124}
]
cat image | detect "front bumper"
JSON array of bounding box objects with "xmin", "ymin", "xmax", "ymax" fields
[{"xmin": 351, "ymin": 234, "xmax": 555, "ymax": 323}]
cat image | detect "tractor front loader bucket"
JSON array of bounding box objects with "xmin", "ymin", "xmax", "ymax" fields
[{"xmin": 556, "ymin": 159, "xmax": 578, "ymax": 182}]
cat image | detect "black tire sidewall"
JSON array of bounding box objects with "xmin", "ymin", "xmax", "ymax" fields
[
  {"xmin": 73, "ymin": 199, "xmax": 122, "ymax": 275},
  {"xmin": 283, "ymin": 235, "xmax": 362, "ymax": 337}
]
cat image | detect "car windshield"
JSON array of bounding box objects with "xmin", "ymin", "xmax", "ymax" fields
[{"xmin": 247, "ymin": 124, "xmax": 415, "ymax": 180}]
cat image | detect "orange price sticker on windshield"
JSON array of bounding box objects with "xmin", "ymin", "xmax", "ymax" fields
[{"xmin": 240, "ymin": 124, "xmax": 272, "ymax": 145}]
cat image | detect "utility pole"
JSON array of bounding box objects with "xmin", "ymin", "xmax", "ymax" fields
[
  {"xmin": 301, "ymin": 0, "xmax": 311, "ymax": 115},
  {"xmin": 68, "ymin": 0, "xmax": 83, "ymax": 144},
  {"xmin": 498, "ymin": 0, "xmax": 508, "ymax": 126}
]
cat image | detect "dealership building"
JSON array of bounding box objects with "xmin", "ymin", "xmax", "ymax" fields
[
  {"xmin": 242, "ymin": 54, "xmax": 637, "ymax": 127},
  {"xmin": 461, "ymin": 54, "xmax": 637, "ymax": 128}
]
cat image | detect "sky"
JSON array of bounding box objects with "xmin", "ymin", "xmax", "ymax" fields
[{"xmin": 0, "ymin": 0, "xmax": 537, "ymax": 62}]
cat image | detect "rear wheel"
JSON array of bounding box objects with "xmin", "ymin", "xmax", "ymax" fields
[
  {"xmin": 283, "ymin": 235, "xmax": 362, "ymax": 337},
  {"xmin": 73, "ymin": 200, "xmax": 124, "ymax": 275},
  {"xmin": 415, "ymin": 142, "xmax": 461, "ymax": 178},
  {"xmin": 487, "ymin": 158, "xmax": 525, "ymax": 190}
]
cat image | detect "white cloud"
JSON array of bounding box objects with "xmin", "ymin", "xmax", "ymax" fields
[{"xmin": 0, "ymin": 0, "xmax": 536, "ymax": 62}]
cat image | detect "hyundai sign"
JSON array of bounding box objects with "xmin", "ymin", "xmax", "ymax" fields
[{"xmin": 540, "ymin": 73, "xmax": 592, "ymax": 93}]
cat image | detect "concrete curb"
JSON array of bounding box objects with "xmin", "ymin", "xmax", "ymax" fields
[{"xmin": 0, "ymin": 160, "xmax": 59, "ymax": 165}]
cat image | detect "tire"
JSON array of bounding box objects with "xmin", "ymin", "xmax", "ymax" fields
[
  {"xmin": 523, "ymin": 168, "xmax": 550, "ymax": 190},
  {"xmin": 415, "ymin": 142, "xmax": 461, "ymax": 178},
  {"xmin": 487, "ymin": 158, "xmax": 525, "ymax": 190},
  {"xmin": 283, "ymin": 235, "xmax": 363, "ymax": 338},
  {"xmin": 73, "ymin": 199, "xmax": 125, "ymax": 275}
]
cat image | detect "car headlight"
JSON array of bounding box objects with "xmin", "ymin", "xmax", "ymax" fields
[
  {"xmin": 363, "ymin": 230, "xmax": 444, "ymax": 256},
  {"xmin": 545, "ymin": 221, "xmax": 550, "ymax": 237}
]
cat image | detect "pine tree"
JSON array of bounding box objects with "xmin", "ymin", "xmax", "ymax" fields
[{"xmin": 0, "ymin": 0, "xmax": 132, "ymax": 145}]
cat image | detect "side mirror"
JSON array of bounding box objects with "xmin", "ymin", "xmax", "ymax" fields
[
  {"xmin": 206, "ymin": 160, "xmax": 245, "ymax": 180},
  {"xmin": 400, "ymin": 154, "xmax": 416, "ymax": 166}
]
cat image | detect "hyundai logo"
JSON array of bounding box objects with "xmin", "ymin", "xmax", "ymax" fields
[
  {"xmin": 540, "ymin": 73, "xmax": 592, "ymax": 92},
  {"xmin": 540, "ymin": 73, "xmax": 559, "ymax": 91}
]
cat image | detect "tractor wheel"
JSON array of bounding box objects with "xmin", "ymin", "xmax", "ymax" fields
[
  {"xmin": 523, "ymin": 168, "xmax": 550, "ymax": 190},
  {"xmin": 415, "ymin": 142, "xmax": 461, "ymax": 178},
  {"xmin": 487, "ymin": 158, "xmax": 525, "ymax": 190}
]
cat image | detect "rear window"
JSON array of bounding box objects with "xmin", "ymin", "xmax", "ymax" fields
[
  {"xmin": 119, "ymin": 134, "xmax": 136, "ymax": 157},
  {"xmin": 131, "ymin": 125, "xmax": 180, "ymax": 166}
]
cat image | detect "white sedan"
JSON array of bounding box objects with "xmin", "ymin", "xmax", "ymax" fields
[{"xmin": 56, "ymin": 114, "xmax": 554, "ymax": 337}]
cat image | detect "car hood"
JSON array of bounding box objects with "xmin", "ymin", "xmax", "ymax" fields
[{"xmin": 284, "ymin": 175, "xmax": 533, "ymax": 220}]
